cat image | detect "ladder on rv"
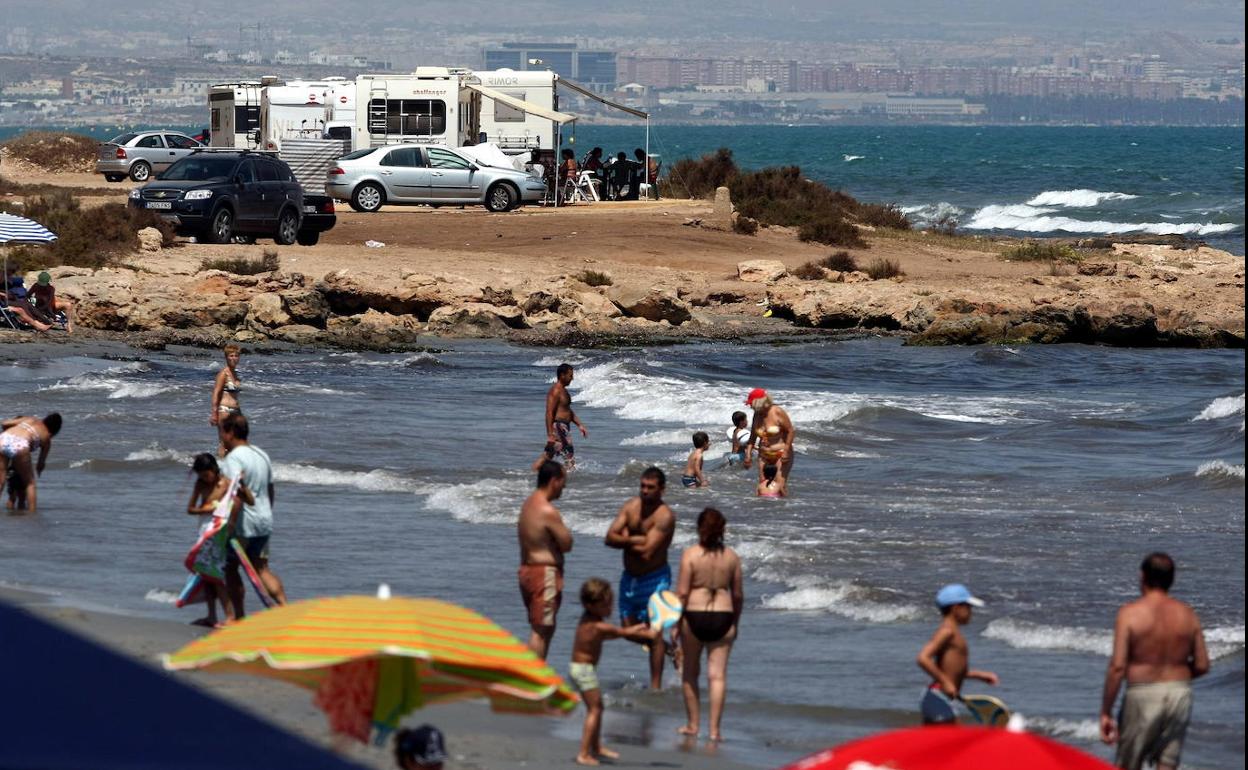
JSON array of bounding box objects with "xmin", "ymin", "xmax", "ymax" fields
[{"xmin": 368, "ymin": 81, "xmax": 389, "ymax": 147}]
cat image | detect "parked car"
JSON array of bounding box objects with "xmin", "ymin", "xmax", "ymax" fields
[
  {"xmin": 326, "ymin": 144, "xmax": 547, "ymax": 213},
  {"xmin": 95, "ymin": 131, "xmax": 204, "ymax": 182},
  {"xmin": 128, "ymin": 150, "xmax": 328, "ymax": 245}
]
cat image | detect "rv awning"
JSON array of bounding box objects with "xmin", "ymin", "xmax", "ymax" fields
[
  {"xmin": 557, "ymin": 79, "xmax": 649, "ymax": 119},
  {"xmin": 465, "ymin": 83, "xmax": 578, "ymax": 124}
]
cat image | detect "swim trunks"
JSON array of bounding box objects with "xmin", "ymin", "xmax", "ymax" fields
[
  {"xmin": 568, "ymin": 662, "xmax": 599, "ymax": 693},
  {"xmin": 544, "ymin": 420, "xmax": 574, "ymax": 461},
  {"xmin": 681, "ymin": 475, "xmax": 699, "ymax": 488},
  {"xmin": 619, "ymin": 564, "xmax": 672, "ymax": 623},
  {"xmin": 728, "ymin": 450, "xmax": 745, "ymax": 466},
  {"xmin": 920, "ymin": 685, "xmax": 960, "ymax": 724},
  {"xmin": 518, "ymin": 564, "xmax": 563, "ymax": 629},
  {"xmin": 227, "ymin": 534, "xmax": 270, "ymax": 566},
  {"xmin": 1116, "ymin": 680, "xmax": 1193, "ymax": 770}
]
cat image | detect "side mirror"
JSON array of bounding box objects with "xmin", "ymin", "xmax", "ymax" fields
[{"xmin": 469, "ymin": 163, "xmax": 479, "ymax": 172}]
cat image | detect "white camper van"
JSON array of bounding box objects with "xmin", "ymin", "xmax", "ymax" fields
[
  {"xmin": 354, "ymin": 68, "xmax": 480, "ymax": 150},
  {"xmin": 208, "ymin": 82, "xmax": 263, "ymax": 148},
  {"xmin": 260, "ymin": 81, "xmax": 338, "ymax": 151},
  {"xmin": 473, "ymin": 69, "xmax": 558, "ymax": 155},
  {"xmin": 323, "ymin": 77, "xmax": 356, "ymax": 143}
]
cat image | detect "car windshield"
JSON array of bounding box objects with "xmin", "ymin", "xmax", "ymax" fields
[
  {"xmin": 111, "ymin": 133, "xmax": 138, "ymax": 145},
  {"xmin": 160, "ymin": 156, "xmax": 239, "ymax": 181},
  {"xmin": 340, "ymin": 148, "xmax": 377, "ymax": 161}
]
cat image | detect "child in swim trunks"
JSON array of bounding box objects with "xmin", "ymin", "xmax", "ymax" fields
[
  {"xmin": 728, "ymin": 412, "xmax": 749, "ymax": 466},
  {"xmin": 756, "ymin": 463, "xmax": 784, "ymax": 498},
  {"xmin": 570, "ymin": 578, "xmax": 651, "ymax": 766},
  {"xmin": 682, "ymin": 431, "xmax": 709, "ymax": 488}
]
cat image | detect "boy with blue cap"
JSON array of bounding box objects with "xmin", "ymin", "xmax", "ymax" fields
[{"xmin": 916, "ymin": 583, "xmax": 999, "ymax": 724}]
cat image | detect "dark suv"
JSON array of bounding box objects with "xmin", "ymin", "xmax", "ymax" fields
[{"xmin": 129, "ymin": 151, "xmax": 309, "ymax": 245}]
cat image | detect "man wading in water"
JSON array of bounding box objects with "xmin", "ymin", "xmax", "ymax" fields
[
  {"xmin": 605, "ymin": 467, "xmax": 675, "ymax": 690},
  {"xmin": 540, "ymin": 363, "xmax": 588, "ymax": 470}
]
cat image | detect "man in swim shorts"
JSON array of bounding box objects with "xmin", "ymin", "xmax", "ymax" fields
[
  {"xmin": 605, "ymin": 466, "xmax": 676, "ymax": 689},
  {"xmin": 543, "ymin": 363, "xmax": 588, "ymax": 469},
  {"xmin": 1100, "ymin": 553, "xmax": 1209, "ymax": 770},
  {"xmin": 517, "ymin": 460, "xmax": 573, "ymax": 659}
]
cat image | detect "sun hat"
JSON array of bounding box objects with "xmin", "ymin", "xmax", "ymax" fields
[
  {"xmin": 936, "ymin": 584, "xmax": 985, "ymax": 608},
  {"xmin": 745, "ymin": 387, "xmax": 768, "ymax": 406},
  {"xmin": 397, "ymin": 724, "xmax": 448, "ymax": 765},
  {"xmin": 36, "ymin": 271, "xmax": 51, "ymax": 285}
]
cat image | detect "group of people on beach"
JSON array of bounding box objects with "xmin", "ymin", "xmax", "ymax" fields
[{"xmin": 1, "ymin": 265, "xmax": 75, "ymax": 333}]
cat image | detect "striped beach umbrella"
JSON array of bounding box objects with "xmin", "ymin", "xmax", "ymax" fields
[
  {"xmin": 0, "ymin": 213, "xmax": 57, "ymax": 244},
  {"xmin": 164, "ymin": 595, "xmax": 578, "ymax": 744}
]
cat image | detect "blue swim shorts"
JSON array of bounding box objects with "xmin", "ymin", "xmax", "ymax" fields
[{"xmin": 618, "ymin": 564, "xmax": 672, "ymax": 623}]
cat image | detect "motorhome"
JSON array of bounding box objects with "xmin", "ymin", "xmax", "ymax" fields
[
  {"xmin": 472, "ymin": 69, "xmax": 559, "ymax": 155},
  {"xmin": 208, "ymin": 82, "xmax": 263, "ymax": 148},
  {"xmin": 353, "ymin": 68, "xmax": 480, "ymax": 150},
  {"xmin": 259, "ymin": 80, "xmax": 342, "ymax": 151},
  {"xmin": 322, "ymin": 77, "xmax": 356, "ymax": 142}
]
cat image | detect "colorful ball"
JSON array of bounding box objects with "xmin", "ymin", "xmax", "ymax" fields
[{"xmin": 647, "ymin": 589, "xmax": 683, "ymax": 630}]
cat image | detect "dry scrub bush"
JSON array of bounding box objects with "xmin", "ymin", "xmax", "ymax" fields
[
  {"xmin": 1002, "ymin": 241, "xmax": 1080, "ymax": 263},
  {"xmin": 0, "ymin": 191, "xmax": 173, "ymax": 270},
  {"xmin": 576, "ymin": 269, "xmax": 614, "ymax": 287},
  {"xmin": 820, "ymin": 251, "xmax": 859, "ymax": 272},
  {"xmin": 865, "ymin": 258, "xmax": 904, "ymax": 280},
  {"xmin": 658, "ymin": 148, "xmax": 739, "ymax": 199},
  {"xmin": 792, "ymin": 261, "xmax": 827, "ymax": 280},
  {"xmin": 2, "ymin": 131, "xmax": 97, "ymax": 173},
  {"xmin": 732, "ymin": 215, "xmax": 759, "ymax": 235}
]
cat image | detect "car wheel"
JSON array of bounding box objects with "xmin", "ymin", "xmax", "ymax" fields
[
  {"xmin": 232, "ymin": 234, "xmax": 256, "ymax": 244},
  {"xmin": 296, "ymin": 230, "xmax": 320, "ymax": 246},
  {"xmin": 129, "ymin": 161, "xmax": 152, "ymax": 182},
  {"xmin": 205, "ymin": 207, "xmax": 234, "ymax": 244},
  {"xmin": 485, "ymin": 182, "xmax": 518, "ymax": 213},
  {"xmin": 350, "ymin": 183, "xmax": 385, "ymax": 212},
  {"xmin": 274, "ymin": 209, "xmax": 300, "ymax": 245},
  {"xmin": 105, "ymin": 174, "xmax": 125, "ymax": 183}
]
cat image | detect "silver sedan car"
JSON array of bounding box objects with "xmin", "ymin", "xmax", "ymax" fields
[
  {"xmin": 326, "ymin": 144, "xmax": 547, "ymax": 212},
  {"xmin": 95, "ymin": 131, "xmax": 204, "ymax": 182}
]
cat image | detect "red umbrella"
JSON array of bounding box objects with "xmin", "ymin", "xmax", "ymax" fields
[{"xmin": 778, "ymin": 725, "xmax": 1116, "ymax": 770}]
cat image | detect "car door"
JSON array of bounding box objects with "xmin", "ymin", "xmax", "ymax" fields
[
  {"xmin": 132, "ymin": 133, "xmax": 165, "ymax": 167},
  {"xmin": 231, "ymin": 159, "xmax": 264, "ymax": 229},
  {"xmin": 161, "ymin": 134, "xmax": 200, "ymax": 170},
  {"xmin": 426, "ymin": 147, "xmax": 480, "ymax": 201},
  {"xmin": 255, "ymin": 159, "xmax": 286, "ymax": 224},
  {"xmin": 377, "ymin": 147, "xmax": 429, "ymax": 202}
]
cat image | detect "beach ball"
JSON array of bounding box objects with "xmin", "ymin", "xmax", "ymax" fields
[{"xmin": 648, "ymin": 590, "xmax": 682, "ymax": 630}]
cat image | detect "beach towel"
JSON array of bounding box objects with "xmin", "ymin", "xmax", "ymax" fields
[{"xmin": 175, "ymin": 477, "xmax": 238, "ymax": 608}]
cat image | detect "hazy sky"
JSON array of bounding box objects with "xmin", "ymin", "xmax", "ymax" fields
[{"xmin": 4, "ymin": 0, "xmax": 1245, "ymax": 43}]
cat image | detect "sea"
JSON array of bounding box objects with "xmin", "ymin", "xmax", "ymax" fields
[
  {"xmin": 2, "ymin": 123, "xmax": 1243, "ymax": 254},
  {"xmin": 1, "ymin": 339, "xmax": 1243, "ymax": 768}
]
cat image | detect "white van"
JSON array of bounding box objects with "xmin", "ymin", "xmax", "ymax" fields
[
  {"xmin": 353, "ymin": 68, "xmax": 480, "ymax": 150},
  {"xmin": 208, "ymin": 82, "xmax": 263, "ymax": 148},
  {"xmin": 473, "ymin": 69, "xmax": 558, "ymax": 155}
]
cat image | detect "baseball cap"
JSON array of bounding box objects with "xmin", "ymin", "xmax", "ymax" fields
[
  {"xmin": 936, "ymin": 584, "xmax": 985, "ymax": 609},
  {"xmin": 37, "ymin": 271, "xmax": 51, "ymax": 285},
  {"xmin": 397, "ymin": 724, "xmax": 448, "ymax": 765},
  {"xmin": 745, "ymin": 387, "xmax": 768, "ymax": 405}
]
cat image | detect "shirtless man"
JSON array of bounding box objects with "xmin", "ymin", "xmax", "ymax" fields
[
  {"xmin": 543, "ymin": 364, "xmax": 588, "ymax": 469},
  {"xmin": 916, "ymin": 583, "xmax": 999, "ymax": 723},
  {"xmin": 741, "ymin": 388, "xmax": 796, "ymax": 489},
  {"xmin": 604, "ymin": 467, "xmax": 676, "ymax": 689},
  {"xmin": 1100, "ymin": 553, "xmax": 1210, "ymax": 770},
  {"xmin": 517, "ymin": 460, "xmax": 573, "ymax": 659}
]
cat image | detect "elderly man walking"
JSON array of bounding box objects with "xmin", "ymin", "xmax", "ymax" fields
[{"xmin": 1100, "ymin": 552, "xmax": 1210, "ymax": 770}]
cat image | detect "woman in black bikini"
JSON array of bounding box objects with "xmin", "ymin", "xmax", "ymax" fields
[{"xmin": 676, "ymin": 507, "xmax": 743, "ymax": 742}]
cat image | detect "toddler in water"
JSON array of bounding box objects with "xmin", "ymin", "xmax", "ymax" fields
[
  {"xmin": 756, "ymin": 463, "xmax": 784, "ymax": 498},
  {"xmin": 570, "ymin": 578, "xmax": 651, "ymax": 766},
  {"xmin": 728, "ymin": 411, "xmax": 749, "ymax": 467},
  {"xmin": 683, "ymin": 431, "xmax": 710, "ymax": 488}
]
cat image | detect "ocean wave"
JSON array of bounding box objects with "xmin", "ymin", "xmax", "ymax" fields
[
  {"xmin": 44, "ymin": 370, "xmax": 177, "ymax": 399},
  {"xmin": 1193, "ymin": 394, "xmax": 1245, "ymax": 422},
  {"xmin": 965, "ymin": 204, "xmax": 1238, "ymax": 237},
  {"xmin": 621, "ymin": 428, "xmax": 713, "ymax": 447},
  {"xmin": 1025, "ymin": 189, "xmax": 1139, "ymax": 208},
  {"xmin": 843, "ymin": 154, "xmax": 864, "ymax": 162},
  {"xmin": 356, "ymin": 353, "xmax": 446, "ymax": 368},
  {"xmin": 984, "ymin": 619, "xmax": 1245, "ymax": 659},
  {"xmin": 1195, "ymin": 460, "xmax": 1245, "ymax": 480},
  {"xmin": 900, "ymin": 201, "xmax": 966, "ymax": 225},
  {"xmin": 532, "ymin": 354, "xmax": 593, "ymax": 368},
  {"xmin": 125, "ymin": 445, "xmax": 194, "ymax": 465},
  {"xmin": 423, "ymin": 477, "xmax": 530, "ymax": 526},
  {"xmin": 761, "ymin": 583, "xmax": 923, "ymax": 623},
  {"xmin": 271, "ymin": 463, "xmax": 430, "ymax": 493},
  {"xmin": 1028, "ymin": 716, "xmax": 1100, "ymax": 742},
  {"xmin": 145, "ymin": 588, "xmax": 179, "ymax": 605}
]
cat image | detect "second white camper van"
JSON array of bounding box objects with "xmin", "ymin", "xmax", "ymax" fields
[{"xmin": 353, "ymin": 68, "xmax": 480, "ymax": 149}]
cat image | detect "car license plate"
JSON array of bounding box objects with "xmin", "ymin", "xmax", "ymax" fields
[
  {"xmin": 146, "ymin": 201, "xmax": 172, "ymax": 210},
  {"xmin": 302, "ymin": 205, "xmax": 316, "ymax": 213}
]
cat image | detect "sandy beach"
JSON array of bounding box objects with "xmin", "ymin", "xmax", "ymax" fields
[{"xmin": 1, "ymin": 585, "xmax": 757, "ymax": 770}]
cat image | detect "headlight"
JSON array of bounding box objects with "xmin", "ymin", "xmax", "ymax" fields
[
  {"xmin": 128, "ymin": 189, "xmax": 141, "ymax": 199},
  {"xmin": 184, "ymin": 190, "xmax": 213, "ymax": 200}
]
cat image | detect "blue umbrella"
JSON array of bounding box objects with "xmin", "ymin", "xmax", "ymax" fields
[{"xmin": 0, "ymin": 212, "xmax": 57, "ymax": 244}]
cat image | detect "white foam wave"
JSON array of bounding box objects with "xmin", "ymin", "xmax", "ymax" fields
[
  {"xmin": 423, "ymin": 477, "xmax": 530, "ymax": 526},
  {"xmin": 761, "ymin": 583, "xmax": 923, "ymax": 623},
  {"xmin": 1193, "ymin": 394, "xmax": 1245, "ymax": 422},
  {"xmin": 125, "ymin": 446, "xmax": 194, "ymax": 464},
  {"xmin": 621, "ymin": 429, "xmax": 708, "ymax": 447},
  {"xmin": 966, "ymin": 204, "xmax": 1238, "ymax": 237},
  {"xmin": 985, "ymin": 619, "xmax": 1245, "ymax": 658},
  {"xmin": 1028, "ymin": 717, "xmax": 1100, "ymax": 742},
  {"xmin": 272, "ymin": 463, "xmax": 430, "ymax": 493},
  {"xmin": 45, "ymin": 374, "xmax": 177, "ymax": 399},
  {"xmin": 1026, "ymin": 189, "xmax": 1139, "ymax": 208},
  {"xmin": 532, "ymin": 354, "xmax": 593, "ymax": 368},
  {"xmin": 357, "ymin": 353, "xmax": 444, "ymax": 367},
  {"xmin": 1196, "ymin": 460, "xmax": 1245, "ymax": 480},
  {"xmin": 843, "ymin": 154, "xmax": 864, "ymax": 162},
  {"xmin": 145, "ymin": 588, "xmax": 179, "ymax": 605}
]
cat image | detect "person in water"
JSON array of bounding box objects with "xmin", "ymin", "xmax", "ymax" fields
[
  {"xmin": 542, "ymin": 363, "xmax": 588, "ymax": 470},
  {"xmin": 210, "ymin": 344, "xmax": 243, "ymax": 455},
  {"xmin": 728, "ymin": 411, "xmax": 749, "ymax": 467},
  {"xmin": 756, "ymin": 463, "xmax": 784, "ymax": 498},
  {"xmin": 743, "ymin": 388, "xmax": 796, "ymax": 490},
  {"xmin": 682, "ymin": 431, "xmax": 710, "ymax": 488},
  {"xmin": 185, "ymin": 453, "xmax": 249, "ymax": 627},
  {"xmin": 676, "ymin": 508, "xmax": 743, "ymax": 742},
  {"xmin": 517, "ymin": 460, "xmax": 573, "ymax": 659},
  {"xmin": 0, "ymin": 413, "xmax": 61, "ymax": 513},
  {"xmin": 569, "ymin": 577, "xmax": 651, "ymax": 766},
  {"xmin": 916, "ymin": 583, "xmax": 999, "ymax": 723}
]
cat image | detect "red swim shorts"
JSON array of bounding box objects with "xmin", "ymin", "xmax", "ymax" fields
[{"xmin": 518, "ymin": 564, "xmax": 563, "ymax": 629}]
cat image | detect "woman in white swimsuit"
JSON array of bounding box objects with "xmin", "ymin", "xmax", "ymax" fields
[
  {"xmin": 210, "ymin": 344, "xmax": 243, "ymax": 455},
  {"xmin": 0, "ymin": 413, "xmax": 62, "ymax": 513}
]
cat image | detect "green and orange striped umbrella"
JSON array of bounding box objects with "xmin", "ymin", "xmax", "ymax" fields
[{"xmin": 163, "ymin": 595, "xmax": 578, "ymax": 743}]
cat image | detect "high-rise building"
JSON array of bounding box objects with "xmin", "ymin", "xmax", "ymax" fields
[{"xmin": 482, "ymin": 43, "xmax": 617, "ymax": 90}]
